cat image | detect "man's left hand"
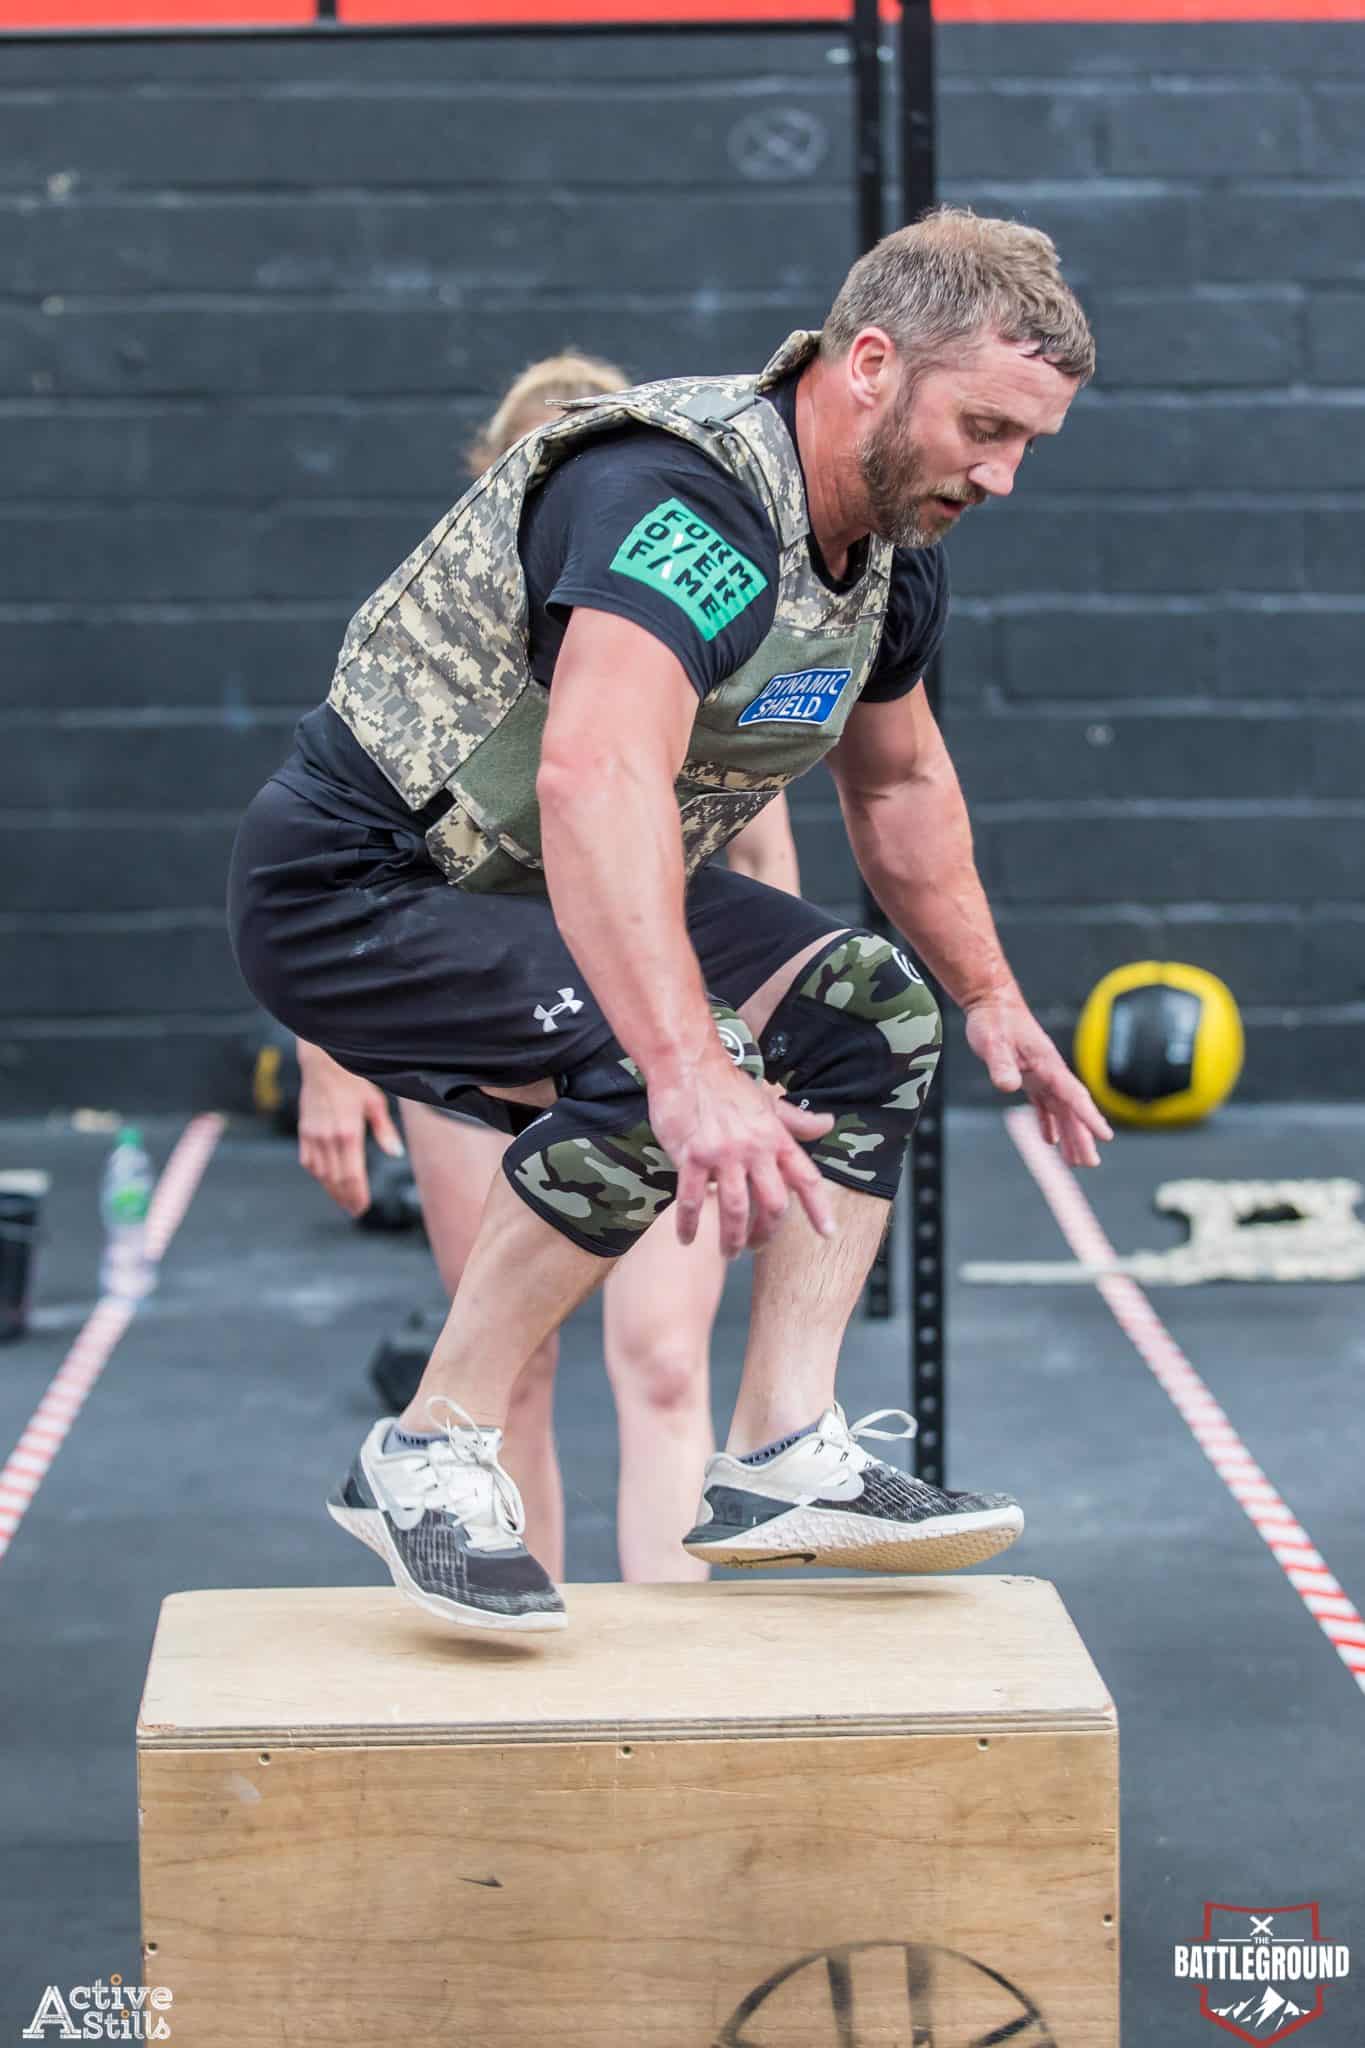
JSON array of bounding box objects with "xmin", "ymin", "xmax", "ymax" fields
[{"xmin": 965, "ymin": 991, "xmax": 1113, "ymax": 1167}]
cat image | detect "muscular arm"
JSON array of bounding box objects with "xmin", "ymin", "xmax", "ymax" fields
[
  {"xmin": 537, "ymin": 607, "xmax": 716, "ymax": 1081},
  {"xmin": 537, "ymin": 607, "xmax": 833, "ymax": 1247},
  {"xmin": 830, "ymin": 684, "xmax": 1111, "ymax": 1166},
  {"xmin": 828, "ymin": 683, "xmax": 1012, "ymax": 1008}
]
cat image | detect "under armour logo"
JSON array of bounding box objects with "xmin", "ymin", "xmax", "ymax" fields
[{"xmin": 534, "ymin": 988, "xmax": 584, "ymax": 1033}]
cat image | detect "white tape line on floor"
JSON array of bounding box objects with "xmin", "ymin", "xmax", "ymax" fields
[
  {"xmin": 1006, "ymin": 1105, "xmax": 1365, "ymax": 1699},
  {"xmin": 0, "ymin": 1113, "xmax": 225, "ymax": 1565}
]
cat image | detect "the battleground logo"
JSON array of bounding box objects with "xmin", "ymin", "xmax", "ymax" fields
[
  {"xmin": 1175, "ymin": 1903, "xmax": 1350, "ymax": 2043},
  {"xmin": 22, "ymin": 1976, "xmax": 172, "ymax": 2041}
]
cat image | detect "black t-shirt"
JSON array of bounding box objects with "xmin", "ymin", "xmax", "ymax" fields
[{"xmin": 283, "ymin": 371, "xmax": 948, "ymax": 831}]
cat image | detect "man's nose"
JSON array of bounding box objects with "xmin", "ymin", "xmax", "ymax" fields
[{"xmin": 967, "ymin": 455, "xmax": 1019, "ymax": 499}]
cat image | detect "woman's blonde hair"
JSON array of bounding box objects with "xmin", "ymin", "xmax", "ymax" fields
[
  {"xmin": 467, "ymin": 350, "xmax": 627, "ymax": 475},
  {"xmin": 822, "ymin": 205, "xmax": 1095, "ymax": 385}
]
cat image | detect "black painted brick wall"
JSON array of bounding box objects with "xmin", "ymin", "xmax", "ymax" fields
[
  {"xmin": 1, "ymin": 21, "xmax": 1361, "ymax": 1110},
  {"xmin": 935, "ymin": 22, "xmax": 1365, "ymax": 1106}
]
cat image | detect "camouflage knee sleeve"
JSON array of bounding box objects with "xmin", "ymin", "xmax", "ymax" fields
[
  {"xmin": 759, "ymin": 930, "xmax": 941, "ymax": 1200},
  {"xmin": 502, "ymin": 998, "xmax": 764, "ymax": 1257}
]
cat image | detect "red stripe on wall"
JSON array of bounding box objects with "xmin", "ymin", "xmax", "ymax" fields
[
  {"xmin": 322, "ymin": 0, "xmax": 1365, "ymax": 18},
  {"xmin": 338, "ymin": 1, "xmax": 893, "ymax": 20},
  {"xmin": 6, "ymin": 0, "xmax": 311, "ymax": 22},
  {"xmin": 6, "ymin": 0, "xmax": 1363, "ymax": 32},
  {"xmin": 938, "ymin": 0, "xmax": 1365, "ymax": 16}
]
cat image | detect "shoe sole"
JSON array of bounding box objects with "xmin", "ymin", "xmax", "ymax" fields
[
  {"xmin": 681, "ymin": 1502, "xmax": 1024, "ymax": 1573},
  {"xmin": 327, "ymin": 1500, "xmax": 568, "ymax": 1634}
]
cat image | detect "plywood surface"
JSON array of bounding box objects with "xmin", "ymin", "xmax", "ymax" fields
[
  {"xmin": 137, "ymin": 1576, "xmax": 1115, "ymax": 1747},
  {"xmin": 139, "ymin": 1729, "xmax": 1118, "ymax": 2045}
]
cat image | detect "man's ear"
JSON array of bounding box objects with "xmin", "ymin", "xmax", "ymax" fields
[{"xmin": 846, "ymin": 327, "xmax": 900, "ymax": 412}]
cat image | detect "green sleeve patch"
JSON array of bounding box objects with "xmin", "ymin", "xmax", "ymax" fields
[{"xmin": 609, "ymin": 497, "xmax": 769, "ymax": 643}]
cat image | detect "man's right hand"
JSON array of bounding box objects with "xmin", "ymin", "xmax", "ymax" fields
[
  {"xmin": 649, "ymin": 1052, "xmax": 837, "ymax": 1256},
  {"xmin": 296, "ymin": 1040, "xmax": 404, "ymax": 1218}
]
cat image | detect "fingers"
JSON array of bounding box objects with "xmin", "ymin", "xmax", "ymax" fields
[
  {"xmin": 1061, "ymin": 1118, "xmax": 1101, "ymax": 1170},
  {"xmin": 744, "ymin": 1156, "xmax": 790, "ymax": 1251},
  {"xmin": 763, "ymin": 1093, "xmax": 834, "ymax": 1236},
  {"xmin": 970, "ymin": 1018, "xmax": 1024, "ymax": 1094},
  {"xmin": 673, "ymin": 1157, "xmax": 709, "ymax": 1247},
  {"xmin": 773, "ymin": 1098, "xmax": 835, "ymax": 1140},
  {"xmin": 673, "ymin": 1141, "xmax": 833, "ymax": 1255},
  {"xmin": 989, "ymin": 1048, "xmax": 1023, "ymax": 1092},
  {"xmin": 1031, "ymin": 1087, "xmax": 1111, "ymax": 1168},
  {"xmin": 1045, "ymin": 1068, "xmax": 1114, "ymax": 1167},
  {"xmin": 299, "ymin": 1130, "xmax": 370, "ymax": 1216},
  {"xmin": 760, "ymin": 1094, "xmax": 835, "ymax": 1240},
  {"xmin": 1075, "ymin": 1090, "xmax": 1115, "ymax": 1145},
  {"xmin": 1032, "ymin": 1101, "xmax": 1093, "ymax": 1168},
  {"xmin": 714, "ymin": 1161, "xmax": 752, "ymax": 1259},
  {"xmin": 297, "ymin": 1062, "xmax": 391, "ymax": 1215},
  {"xmin": 659, "ymin": 1072, "xmax": 841, "ymax": 1253},
  {"xmin": 1060, "ymin": 1090, "xmax": 1110, "ymax": 1166},
  {"xmin": 330, "ymin": 1133, "xmax": 371, "ymax": 1216},
  {"xmin": 779, "ymin": 1140, "xmax": 836, "ymax": 1239},
  {"xmin": 366, "ymin": 1095, "xmax": 406, "ymax": 1159}
]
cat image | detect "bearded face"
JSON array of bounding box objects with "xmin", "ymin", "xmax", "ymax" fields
[{"xmin": 857, "ymin": 389, "xmax": 981, "ymax": 548}]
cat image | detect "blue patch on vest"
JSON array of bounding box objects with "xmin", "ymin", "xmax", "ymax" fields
[{"xmin": 737, "ymin": 667, "xmax": 853, "ymax": 729}]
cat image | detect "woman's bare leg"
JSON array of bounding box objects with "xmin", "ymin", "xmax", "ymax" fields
[
  {"xmin": 397, "ymin": 1101, "xmax": 566, "ymax": 1578},
  {"xmin": 603, "ymin": 1197, "xmax": 724, "ymax": 1583}
]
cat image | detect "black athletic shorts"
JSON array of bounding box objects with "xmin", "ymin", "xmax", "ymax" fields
[{"xmin": 228, "ymin": 775, "xmax": 845, "ymax": 1129}]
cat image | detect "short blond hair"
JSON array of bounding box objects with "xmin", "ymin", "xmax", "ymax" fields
[
  {"xmin": 822, "ymin": 205, "xmax": 1095, "ymax": 385},
  {"xmin": 467, "ymin": 350, "xmax": 627, "ymax": 475}
]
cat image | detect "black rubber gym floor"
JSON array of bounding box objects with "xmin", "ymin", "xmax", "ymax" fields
[{"xmin": 0, "ymin": 1104, "xmax": 1360, "ymax": 2042}]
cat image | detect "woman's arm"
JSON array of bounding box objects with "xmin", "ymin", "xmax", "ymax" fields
[
  {"xmin": 725, "ymin": 793, "xmax": 801, "ymax": 896},
  {"xmin": 295, "ymin": 1038, "xmax": 404, "ymax": 1217}
]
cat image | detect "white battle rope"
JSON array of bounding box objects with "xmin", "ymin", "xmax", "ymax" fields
[{"xmin": 964, "ymin": 1174, "xmax": 1365, "ymax": 1286}]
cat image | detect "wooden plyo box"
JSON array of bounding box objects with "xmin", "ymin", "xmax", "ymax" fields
[{"xmin": 137, "ymin": 1578, "xmax": 1118, "ymax": 2047}]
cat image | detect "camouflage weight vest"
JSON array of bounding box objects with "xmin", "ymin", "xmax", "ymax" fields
[{"xmin": 328, "ymin": 330, "xmax": 894, "ymax": 893}]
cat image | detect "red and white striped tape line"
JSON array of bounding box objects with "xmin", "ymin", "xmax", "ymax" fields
[
  {"xmin": 0, "ymin": 1112, "xmax": 225, "ymax": 1566},
  {"xmin": 1006, "ymin": 1106, "xmax": 1365, "ymax": 1698}
]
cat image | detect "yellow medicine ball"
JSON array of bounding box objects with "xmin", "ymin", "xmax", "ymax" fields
[{"xmin": 1074, "ymin": 962, "xmax": 1244, "ymax": 1128}]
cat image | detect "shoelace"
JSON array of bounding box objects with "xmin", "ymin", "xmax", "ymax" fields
[
  {"xmin": 416, "ymin": 1394, "xmax": 528, "ymax": 1539},
  {"xmin": 814, "ymin": 1403, "xmax": 919, "ymax": 1468}
]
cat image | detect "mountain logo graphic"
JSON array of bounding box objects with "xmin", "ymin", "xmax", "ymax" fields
[
  {"xmin": 1172, "ymin": 1902, "xmax": 1352, "ymax": 2044},
  {"xmin": 1210, "ymin": 1988, "xmax": 1309, "ymax": 2033}
]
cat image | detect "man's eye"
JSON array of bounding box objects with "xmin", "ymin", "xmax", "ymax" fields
[{"xmin": 969, "ymin": 424, "xmax": 1038, "ymax": 454}]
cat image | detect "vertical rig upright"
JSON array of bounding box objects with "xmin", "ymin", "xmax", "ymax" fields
[
  {"xmin": 851, "ymin": 0, "xmax": 945, "ymax": 1486},
  {"xmin": 899, "ymin": 0, "xmax": 946, "ymax": 1487}
]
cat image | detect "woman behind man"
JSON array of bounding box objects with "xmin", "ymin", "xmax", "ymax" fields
[{"xmin": 295, "ymin": 351, "xmax": 802, "ymax": 1584}]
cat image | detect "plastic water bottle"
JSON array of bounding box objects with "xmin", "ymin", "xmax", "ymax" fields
[{"xmin": 99, "ymin": 1126, "xmax": 156, "ymax": 1301}]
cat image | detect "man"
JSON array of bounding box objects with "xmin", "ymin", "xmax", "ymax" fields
[{"xmin": 229, "ymin": 207, "xmax": 1113, "ymax": 1636}]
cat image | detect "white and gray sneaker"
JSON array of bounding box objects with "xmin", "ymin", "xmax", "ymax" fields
[
  {"xmin": 327, "ymin": 1396, "xmax": 566, "ymax": 1633},
  {"xmin": 681, "ymin": 1404, "xmax": 1023, "ymax": 1573}
]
